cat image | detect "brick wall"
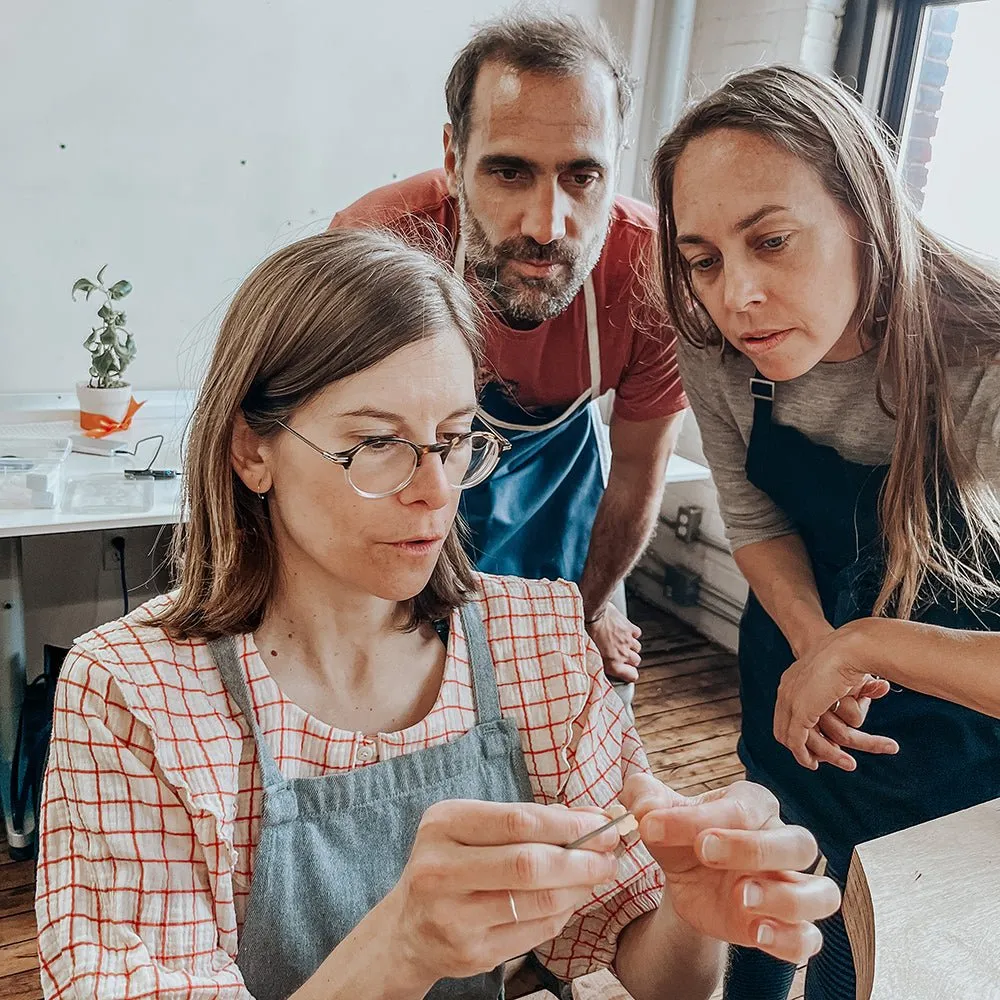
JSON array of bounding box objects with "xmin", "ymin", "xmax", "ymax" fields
[{"xmin": 901, "ymin": 6, "xmax": 958, "ymax": 209}]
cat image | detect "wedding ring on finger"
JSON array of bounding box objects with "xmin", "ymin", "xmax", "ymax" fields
[{"xmin": 507, "ymin": 890, "xmax": 519, "ymax": 924}]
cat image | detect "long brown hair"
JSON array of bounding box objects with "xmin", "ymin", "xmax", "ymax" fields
[
  {"xmin": 651, "ymin": 65, "xmax": 1000, "ymax": 619},
  {"xmin": 153, "ymin": 229, "xmax": 483, "ymax": 639}
]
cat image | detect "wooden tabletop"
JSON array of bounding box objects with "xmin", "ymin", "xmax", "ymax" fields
[{"xmin": 844, "ymin": 796, "xmax": 1000, "ymax": 1000}]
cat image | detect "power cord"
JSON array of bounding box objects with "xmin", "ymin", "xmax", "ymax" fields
[{"xmin": 110, "ymin": 535, "xmax": 129, "ymax": 615}]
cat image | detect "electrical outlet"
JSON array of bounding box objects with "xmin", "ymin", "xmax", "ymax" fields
[
  {"xmin": 102, "ymin": 531, "xmax": 124, "ymax": 571},
  {"xmin": 675, "ymin": 504, "xmax": 704, "ymax": 544},
  {"xmin": 662, "ymin": 563, "xmax": 700, "ymax": 606}
]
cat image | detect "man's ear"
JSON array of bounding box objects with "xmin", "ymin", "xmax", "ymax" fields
[
  {"xmin": 443, "ymin": 124, "xmax": 460, "ymax": 198},
  {"xmin": 231, "ymin": 411, "xmax": 273, "ymax": 495}
]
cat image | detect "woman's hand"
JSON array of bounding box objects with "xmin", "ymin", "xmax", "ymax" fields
[
  {"xmin": 621, "ymin": 775, "xmax": 841, "ymax": 965},
  {"xmin": 775, "ymin": 620, "xmax": 900, "ymax": 771},
  {"xmin": 378, "ymin": 799, "xmax": 621, "ymax": 991}
]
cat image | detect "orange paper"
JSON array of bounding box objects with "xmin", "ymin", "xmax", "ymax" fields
[{"xmin": 79, "ymin": 396, "xmax": 145, "ymax": 438}]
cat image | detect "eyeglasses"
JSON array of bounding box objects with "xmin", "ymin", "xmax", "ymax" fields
[{"xmin": 275, "ymin": 421, "xmax": 510, "ymax": 499}]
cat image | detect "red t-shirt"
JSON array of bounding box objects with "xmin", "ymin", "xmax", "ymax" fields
[{"xmin": 329, "ymin": 170, "xmax": 686, "ymax": 422}]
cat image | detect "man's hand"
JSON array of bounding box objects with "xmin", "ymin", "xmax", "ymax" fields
[
  {"xmin": 587, "ymin": 604, "xmax": 641, "ymax": 682},
  {"xmin": 621, "ymin": 775, "xmax": 841, "ymax": 965}
]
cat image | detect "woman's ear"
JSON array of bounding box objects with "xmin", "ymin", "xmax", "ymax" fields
[{"xmin": 231, "ymin": 411, "xmax": 273, "ymax": 496}]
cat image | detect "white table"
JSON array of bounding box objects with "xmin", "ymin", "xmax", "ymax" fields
[
  {"xmin": 0, "ymin": 390, "xmax": 708, "ymax": 850},
  {"xmin": 0, "ymin": 390, "xmax": 191, "ymax": 849}
]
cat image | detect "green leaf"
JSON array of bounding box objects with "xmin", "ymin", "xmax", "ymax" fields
[
  {"xmin": 96, "ymin": 264, "xmax": 108, "ymax": 285},
  {"xmin": 108, "ymin": 280, "xmax": 132, "ymax": 300},
  {"xmin": 71, "ymin": 278, "xmax": 96, "ymax": 300}
]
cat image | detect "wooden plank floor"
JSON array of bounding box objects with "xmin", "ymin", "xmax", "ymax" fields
[
  {"xmin": 628, "ymin": 598, "xmax": 806, "ymax": 1000},
  {"xmin": 0, "ymin": 598, "xmax": 804, "ymax": 1000}
]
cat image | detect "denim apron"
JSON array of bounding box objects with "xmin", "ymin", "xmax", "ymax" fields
[
  {"xmin": 209, "ymin": 600, "xmax": 535, "ymax": 1000},
  {"xmin": 733, "ymin": 371, "xmax": 1000, "ymax": 996},
  {"xmin": 455, "ymin": 237, "xmax": 607, "ymax": 584}
]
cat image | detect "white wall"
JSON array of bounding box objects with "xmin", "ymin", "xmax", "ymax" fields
[
  {"xmin": 1, "ymin": 0, "xmax": 614, "ymax": 396},
  {"xmin": 5, "ymin": 0, "xmax": 848, "ymax": 664},
  {"xmin": 635, "ymin": 0, "xmax": 847, "ymax": 651},
  {"xmin": 6, "ymin": 0, "xmax": 645, "ymax": 672},
  {"xmin": 688, "ymin": 0, "xmax": 845, "ymax": 94}
]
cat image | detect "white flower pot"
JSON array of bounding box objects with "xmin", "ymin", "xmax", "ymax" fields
[{"xmin": 76, "ymin": 382, "xmax": 133, "ymax": 426}]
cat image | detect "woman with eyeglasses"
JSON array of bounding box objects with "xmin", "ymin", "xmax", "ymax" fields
[{"xmin": 35, "ymin": 229, "xmax": 837, "ymax": 1000}]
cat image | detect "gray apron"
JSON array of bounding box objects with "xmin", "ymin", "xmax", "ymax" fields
[{"xmin": 209, "ymin": 601, "xmax": 535, "ymax": 1000}]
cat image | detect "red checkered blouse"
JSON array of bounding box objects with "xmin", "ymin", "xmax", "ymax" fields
[{"xmin": 36, "ymin": 574, "xmax": 664, "ymax": 998}]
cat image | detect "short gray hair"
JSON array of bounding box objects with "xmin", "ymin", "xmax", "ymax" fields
[{"xmin": 445, "ymin": 12, "xmax": 635, "ymax": 152}]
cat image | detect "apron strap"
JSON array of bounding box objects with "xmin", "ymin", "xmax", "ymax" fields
[
  {"xmin": 209, "ymin": 637, "xmax": 286, "ymax": 791},
  {"xmin": 458, "ymin": 601, "xmax": 503, "ymax": 724},
  {"xmin": 582, "ymin": 276, "xmax": 601, "ymax": 397},
  {"xmin": 749, "ymin": 369, "xmax": 776, "ymax": 433}
]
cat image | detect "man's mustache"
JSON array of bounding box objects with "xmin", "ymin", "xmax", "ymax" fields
[{"xmin": 492, "ymin": 237, "xmax": 578, "ymax": 267}]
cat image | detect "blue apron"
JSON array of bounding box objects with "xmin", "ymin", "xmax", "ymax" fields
[
  {"xmin": 737, "ymin": 372, "xmax": 1000, "ymax": 877},
  {"xmin": 455, "ymin": 237, "xmax": 606, "ymax": 583},
  {"xmin": 209, "ymin": 600, "xmax": 535, "ymax": 1000}
]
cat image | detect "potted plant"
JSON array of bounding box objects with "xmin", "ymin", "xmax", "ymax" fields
[{"xmin": 72, "ymin": 265, "xmax": 138, "ymax": 428}]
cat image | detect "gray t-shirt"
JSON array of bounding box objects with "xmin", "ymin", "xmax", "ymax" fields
[{"xmin": 676, "ymin": 337, "xmax": 1000, "ymax": 551}]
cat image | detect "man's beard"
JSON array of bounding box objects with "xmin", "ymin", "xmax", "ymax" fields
[{"xmin": 456, "ymin": 182, "xmax": 609, "ymax": 326}]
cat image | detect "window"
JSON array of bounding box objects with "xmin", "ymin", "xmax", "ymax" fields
[{"xmin": 840, "ymin": 0, "xmax": 1000, "ymax": 260}]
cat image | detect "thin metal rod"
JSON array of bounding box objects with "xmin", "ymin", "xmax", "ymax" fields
[{"xmin": 564, "ymin": 811, "xmax": 635, "ymax": 850}]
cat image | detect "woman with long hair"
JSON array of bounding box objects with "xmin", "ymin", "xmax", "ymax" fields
[
  {"xmin": 651, "ymin": 66, "xmax": 1000, "ymax": 999},
  {"xmin": 35, "ymin": 228, "xmax": 835, "ymax": 1000}
]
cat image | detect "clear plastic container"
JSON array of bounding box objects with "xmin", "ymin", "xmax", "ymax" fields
[
  {"xmin": 0, "ymin": 438, "xmax": 71, "ymax": 509},
  {"xmin": 60, "ymin": 471, "xmax": 154, "ymax": 514}
]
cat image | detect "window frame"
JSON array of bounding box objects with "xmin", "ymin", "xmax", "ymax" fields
[{"xmin": 837, "ymin": 0, "xmax": 984, "ymax": 136}]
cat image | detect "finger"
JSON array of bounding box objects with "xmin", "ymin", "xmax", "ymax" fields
[
  {"xmin": 484, "ymin": 905, "xmax": 580, "ymax": 963},
  {"xmin": 620, "ymin": 773, "xmax": 687, "ymax": 820},
  {"xmin": 748, "ymin": 919, "xmax": 824, "ymax": 965},
  {"xmin": 782, "ymin": 724, "xmax": 818, "ymax": 770},
  {"xmin": 818, "ymin": 713, "xmax": 899, "ymax": 757},
  {"xmin": 608, "ymin": 661, "xmax": 639, "ymax": 683},
  {"xmin": 740, "ymin": 872, "xmax": 841, "ymax": 924},
  {"xmin": 639, "ymin": 781, "xmax": 780, "ymax": 846},
  {"xmin": 774, "ymin": 703, "xmax": 818, "ymax": 769},
  {"xmin": 805, "ymin": 728, "xmax": 857, "ymax": 772},
  {"xmin": 476, "ymin": 885, "xmax": 596, "ymax": 927},
  {"xmin": 630, "ymin": 623, "xmax": 642, "ymax": 638},
  {"xmin": 627, "ymin": 649, "xmax": 641, "ymax": 667},
  {"xmin": 628, "ymin": 635, "xmax": 642, "ymax": 653},
  {"xmin": 695, "ymin": 824, "xmax": 819, "ymax": 872},
  {"xmin": 831, "ymin": 694, "xmax": 864, "ymax": 728},
  {"xmin": 857, "ymin": 677, "xmax": 891, "ymax": 700},
  {"xmin": 425, "ymin": 800, "xmax": 622, "ymax": 849},
  {"xmin": 444, "ymin": 842, "xmax": 619, "ymax": 892}
]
